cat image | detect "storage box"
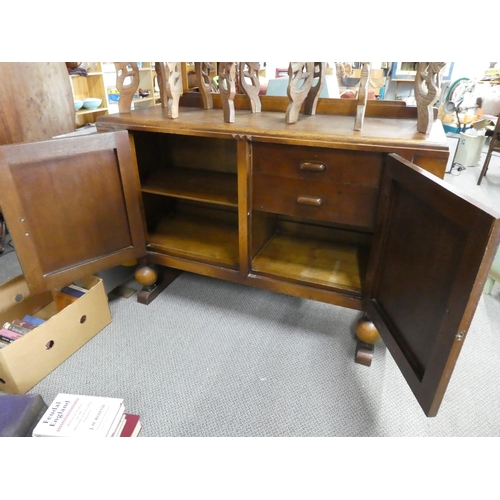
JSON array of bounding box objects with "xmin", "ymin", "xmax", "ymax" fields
[{"xmin": 0, "ymin": 275, "xmax": 111, "ymax": 394}]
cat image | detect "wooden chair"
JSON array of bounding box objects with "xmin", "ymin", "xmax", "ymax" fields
[{"xmin": 477, "ymin": 115, "xmax": 500, "ymax": 185}]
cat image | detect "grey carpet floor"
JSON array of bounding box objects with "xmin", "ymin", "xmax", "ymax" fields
[{"xmin": 1, "ymin": 241, "xmax": 500, "ymax": 437}]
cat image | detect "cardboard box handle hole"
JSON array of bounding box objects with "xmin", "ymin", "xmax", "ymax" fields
[
  {"xmin": 45, "ymin": 340, "xmax": 54, "ymax": 350},
  {"xmin": 80, "ymin": 315, "xmax": 86, "ymax": 324}
]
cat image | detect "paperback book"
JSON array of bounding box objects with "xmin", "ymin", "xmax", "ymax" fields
[
  {"xmin": 22, "ymin": 315, "xmax": 45, "ymax": 326},
  {"xmin": 32, "ymin": 393, "xmax": 125, "ymax": 437}
]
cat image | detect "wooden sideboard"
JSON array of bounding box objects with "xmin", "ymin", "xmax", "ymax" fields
[{"xmin": 1, "ymin": 96, "xmax": 499, "ymax": 417}]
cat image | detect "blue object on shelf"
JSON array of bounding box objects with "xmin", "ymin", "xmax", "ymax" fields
[{"xmin": 443, "ymin": 124, "xmax": 471, "ymax": 134}]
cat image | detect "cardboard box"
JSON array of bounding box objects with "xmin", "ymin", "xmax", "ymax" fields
[
  {"xmin": 0, "ymin": 275, "xmax": 111, "ymax": 394},
  {"xmin": 366, "ymin": 69, "xmax": 384, "ymax": 87}
]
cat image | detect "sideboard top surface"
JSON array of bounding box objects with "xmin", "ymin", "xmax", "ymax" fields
[{"xmin": 96, "ymin": 106, "xmax": 449, "ymax": 156}]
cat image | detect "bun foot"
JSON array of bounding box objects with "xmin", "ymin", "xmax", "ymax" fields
[
  {"xmin": 135, "ymin": 265, "xmax": 182, "ymax": 305},
  {"xmin": 354, "ymin": 315, "xmax": 381, "ymax": 367},
  {"xmin": 135, "ymin": 265, "xmax": 158, "ymax": 289}
]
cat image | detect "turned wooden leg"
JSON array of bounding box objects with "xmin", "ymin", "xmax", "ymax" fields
[
  {"xmin": 135, "ymin": 264, "xmax": 182, "ymax": 305},
  {"xmin": 355, "ymin": 315, "xmax": 381, "ymax": 367}
]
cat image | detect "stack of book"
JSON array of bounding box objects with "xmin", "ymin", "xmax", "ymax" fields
[
  {"xmin": 31, "ymin": 393, "xmax": 141, "ymax": 437},
  {"xmin": 0, "ymin": 284, "xmax": 89, "ymax": 349},
  {"xmin": 0, "ymin": 315, "xmax": 46, "ymax": 348}
]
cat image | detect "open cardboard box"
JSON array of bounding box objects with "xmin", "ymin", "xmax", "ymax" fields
[{"xmin": 0, "ymin": 275, "xmax": 111, "ymax": 394}]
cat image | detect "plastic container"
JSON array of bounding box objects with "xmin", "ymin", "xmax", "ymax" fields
[{"xmin": 454, "ymin": 132, "xmax": 487, "ymax": 167}]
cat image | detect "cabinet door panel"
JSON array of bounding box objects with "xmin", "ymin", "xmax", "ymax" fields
[
  {"xmin": 0, "ymin": 131, "xmax": 147, "ymax": 293},
  {"xmin": 365, "ymin": 154, "xmax": 500, "ymax": 417}
]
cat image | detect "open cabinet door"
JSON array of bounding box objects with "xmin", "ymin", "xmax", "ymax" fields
[
  {"xmin": 365, "ymin": 154, "xmax": 500, "ymax": 417},
  {"xmin": 0, "ymin": 130, "xmax": 147, "ymax": 294}
]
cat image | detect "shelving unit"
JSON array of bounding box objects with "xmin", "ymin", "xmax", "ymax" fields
[
  {"xmin": 69, "ymin": 62, "xmax": 109, "ymax": 127},
  {"xmin": 102, "ymin": 62, "xmax": 158, "ymax": 114},
  {"xmin": 133, "ymin": 63, "xmax": 157, "ymax": 110},
  {"xmin": 181, "ymin": 62, "xmax": 218, "ymax": 93}
]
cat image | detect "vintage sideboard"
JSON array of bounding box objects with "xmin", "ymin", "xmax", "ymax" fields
[{"xmin": 1, "ymin": 96, "xmax": 498, "ymax": 417}]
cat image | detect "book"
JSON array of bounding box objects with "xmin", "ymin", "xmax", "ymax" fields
[
  {"xmin": 119, "ymin": 413, "xmax": 142, "ymax": 437},
  {"xmin": 32, "ymin": 393, "xmax": 125, "ymax": 437},
  {"xmin": 0, "ymin": 394, "xmax": 48, "ymax": 437},
  {"xmin": 107, "ymin": 403, "xmax": 126, "ymax": 437},
  {"xmin": 3, "ymin": 321, "xmax": 31, "ymax": 335},
  {"xmin": 60, "ymin": 286, "xmax": 85, "ymax": 298},
  {"xmin": 0, "ymin": 328, "xmax": 23, "ymax": 342},
  {"xmin": 68, "ymin": 284, "xmax": 88, "ymax": 294},
  {"xmin": 22, "ymin": 315, "xmax": 45, "ymax": 326},
  {"xmin": 11, "ymin": 319, "xmax": 37, "ymax": 331},
  {"xmin": 0, "ymin": 335, "xmax": 13, "ymax": 344},
  {"xmin": 111, "ymin": 413, "xmax": 127, "ymax": 437}
]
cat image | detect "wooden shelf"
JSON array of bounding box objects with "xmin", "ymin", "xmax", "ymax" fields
[
  {"xmin": 70, "ymin": 72, "xmax": 103, "ymax": 78},
  {"xmin": 252, "ymin": 232, "xmax": 366, "ymax": 294},
  {"xmin": 70, "ymin": 63, "xmax": 108, "ymax": 126},
  {"xmin": 142, "ymin": 168, "xmax": 238, "ymax": 207},
  {"xmin": 133, "ymin": 97, "xmax": 154, "ymax": 103},
  {"xmin": 147, "ymin": 210, "xmax": 239, "ymax": 268},
  {"xmin": 76, "ymin": 107, "xmax": 108, "ymax": 116}
]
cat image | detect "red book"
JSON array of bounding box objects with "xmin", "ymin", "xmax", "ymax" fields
[{"xmin": 120, "ymin": 413, "xmax": 141, "ymax": 437}]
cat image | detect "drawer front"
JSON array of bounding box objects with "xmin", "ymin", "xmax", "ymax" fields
[
  {"xmin": 252, "ymin": 142, "xmax": 383, "ymax": 187},
  {"xmin": 253, "ymin": 174, "xmax": 378, "ymax": 228}
]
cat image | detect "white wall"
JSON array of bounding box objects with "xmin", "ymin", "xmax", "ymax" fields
[{"xmin": 450, "ymin": 61, "xmax": 492, "ymax": 80}]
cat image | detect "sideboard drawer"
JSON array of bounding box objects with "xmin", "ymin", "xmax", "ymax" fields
[
  {"xmin": 252, "ymin": 142, "xmax": 383, "ymax": 187},
  {"xmin": 253, "ymin": 174, "xmax": 378, "ymax": 228}
]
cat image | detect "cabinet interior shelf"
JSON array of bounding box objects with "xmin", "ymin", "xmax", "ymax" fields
[
  {"xmin": 142, "ymin": 168, "xmax": 238, "ymax": 207},
  {"xmin": 252, "ymin": 232, "xmax": 367, "ymax": 294},
  {"xmin": 147, "ymin": 209, "xmax": 239, "ymax": 268}
]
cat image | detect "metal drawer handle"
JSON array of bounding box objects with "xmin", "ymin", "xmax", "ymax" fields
[
  {"xmin": 300, "ymin": 162, "xmax": 326, "ymax": 172},
  {"xmin": 297, "ymin": 196, "xmax": 323, "ymax": 207}
]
